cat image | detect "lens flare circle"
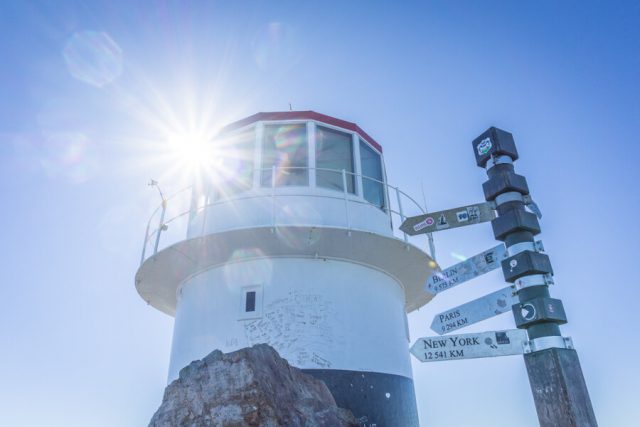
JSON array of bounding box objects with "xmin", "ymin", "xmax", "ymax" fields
[
  {"xmin": 63, "ymin": 31, "xmax": 123, "ymax": 87},
  {"xmin": 38, "ymin": 131, "xmax": 99, "ymax": 183},
  {"xmin": 223, "ymin": 248, "xmax": 273, "ymax": 286},
  {"xmin": 252, "ymin": 22, "xmax": 298, "ymax": 71}
]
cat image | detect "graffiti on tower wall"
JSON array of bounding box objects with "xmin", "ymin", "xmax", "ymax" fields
[{"xmin": 243, "ymin": 290, "xmax": 343, "ymax": 368}]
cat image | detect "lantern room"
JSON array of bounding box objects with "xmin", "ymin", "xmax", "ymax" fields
[{"xmin": 187, "ymin": 111, "xmax": 393, "ymax": 239}]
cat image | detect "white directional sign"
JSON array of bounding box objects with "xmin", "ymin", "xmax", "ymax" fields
[
  {"xmin": 430, "ymin": 286, "xmax": 518, "ymax": 335},
  {"xmin": 400, "ymin": 202, "xmax": 496, "ymax": 236},
  {"xmin": 410, "ymin": 329, "xmax": 527, "ymax": 362},
  {"xmin": 427, "ymin": 244, "xmax": 507, "ymax": 294}
]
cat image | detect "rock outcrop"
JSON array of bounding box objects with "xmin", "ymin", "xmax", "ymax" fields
[{"xmin": 149, "ymin": 344, "xmax": 358, "ymax": 427}]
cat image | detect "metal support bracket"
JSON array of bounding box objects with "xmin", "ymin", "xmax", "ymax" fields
[
  {"xmin": 507, "ymin": 240, "xmax": 545, "ymax": 257},
  {"xmin": 485, "ymin": 154, "xmax": 513, "ymax": 170},
  {"xmin": 523, "ymin": 194, "xmax": 542, "ymax": 219},
  {"xmin": 494, "ymin": 191, "xmax": 524, "ymax": 206},
  {"xmin": 523, "ymin": 336, "xmax": 574, "ymax": 353},
  {"xmin": 514, "ymin": 273, "xmax": 554, "ymax": 292},
  {"xmin": 489, "ymin": 193, "xmax": 542, "ymax": 219}
]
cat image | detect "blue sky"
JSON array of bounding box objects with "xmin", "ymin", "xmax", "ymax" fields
[{"xmin": 1, "ymin": 1, "xmax": 638, "ymax": 426}]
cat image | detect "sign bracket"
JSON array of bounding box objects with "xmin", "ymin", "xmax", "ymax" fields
[{"xmin": 524, "ymin": 336, "xmax": 574, "ymax": 353}]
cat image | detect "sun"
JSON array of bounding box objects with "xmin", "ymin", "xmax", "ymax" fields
[
  {"xmin": 168, "ymin": 131, "xmax": 215, "ymax": 171},
  {"xmin": 157, "ymin": 122, "xmax": 250, "ymax": 194}
]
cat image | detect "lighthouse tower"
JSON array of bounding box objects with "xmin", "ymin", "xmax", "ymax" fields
[{"xmin": 136, "ymin": 111, "xmax": 438, "ymax": 426}]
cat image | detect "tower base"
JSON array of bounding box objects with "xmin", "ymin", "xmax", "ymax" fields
[{"xmin": 304, "ymin": 369, "xmax": 419, "ymax": 427}]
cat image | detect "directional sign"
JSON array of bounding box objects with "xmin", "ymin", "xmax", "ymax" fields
[
  {"xmin": 430, "ymin": 286, "xmax": 518, "ymax": 335},
  {"xmin": 427, "ymin": 244, "xmax": 507, "ymax": 294},
  {"xmin": 410, "ymin": 329, "xmax": 527, "ymax": 362},
  {"xmin": 400, "ymin": 202, "xmax": 496, "ymax": 236}
]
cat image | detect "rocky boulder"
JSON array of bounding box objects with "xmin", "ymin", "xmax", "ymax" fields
[{"xmin": 149, "ymin": 344, "xmax": 358, "ymax": 427}]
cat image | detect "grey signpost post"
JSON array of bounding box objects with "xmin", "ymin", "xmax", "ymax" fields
[{"xmin": 472, "ymin": 127, "xmax": 598, "ymax": 427}]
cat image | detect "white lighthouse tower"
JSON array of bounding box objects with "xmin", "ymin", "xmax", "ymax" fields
[{"xmin": 136, "ymin": 111, "xmax": 438, "ymax": 426}]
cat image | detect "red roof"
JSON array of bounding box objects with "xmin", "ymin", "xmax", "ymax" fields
[{"xmin": 219, "ymin": 111, "xmax": 382, "ymax": 153}]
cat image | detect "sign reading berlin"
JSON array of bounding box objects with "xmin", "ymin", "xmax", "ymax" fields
[{"xmin": 427, "ymin": 244, "xmax": 507, "ymax": 294}]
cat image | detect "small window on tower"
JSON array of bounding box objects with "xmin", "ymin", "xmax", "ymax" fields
[
  {"xmin": 239, "ymin": 285, "xmax": 263, "ymax": 320},
  {"xmin": 245, "ymin": 291, "xmax": 256, "ymax": 312}
]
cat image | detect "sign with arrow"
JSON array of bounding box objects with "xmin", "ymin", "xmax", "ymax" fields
[
  {"xmin": 427, "ymin": 244, "xmax": 507, "ymax": 294},
  {"xmin": 430, "ymin": 286, "xmax": 518, "ymax": 335},
  {"xmin": 400, "ymin": 202, "xmax": 495, "ymax": 236},
  {"xmin": 410, "ymin": 329, "xmax": 527, "ymax": 362}
]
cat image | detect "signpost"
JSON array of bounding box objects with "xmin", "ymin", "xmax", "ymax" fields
[
  {"xmin": 472, "ymin": 127, "xmax": 597, "ymax": 426},
  {"xmin": 400, "ymin": 202, "xmax": 495, "ymax": 236},
  {"xmin": 426, "ymin": 244, "xmax": 506, "ymax": 294},
  {"xmin": 407, "ymin": 126, "xmax": 597, "ymax": 426},
  {"xmin": 410, "ymin": 329, "xmax": 527, "ymax": 362},
  {"xmin": 430, "ymin": 286, "xmax": 518, "ymax": 335}
]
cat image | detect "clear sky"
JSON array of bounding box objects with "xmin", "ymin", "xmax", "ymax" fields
[{"xmin": 1, "ymin": 1, "xmax": 638, "ymax": 426}]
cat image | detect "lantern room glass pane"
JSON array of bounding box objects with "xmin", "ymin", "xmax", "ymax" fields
[
  {"xmin": 261, "ymin": 124, "xmax": 308, "ymax": 187},
  {"xmin": 360, "ymin": 140, "xmax": 385, "ymax": 209},
  {"xmin": 316, "ymin": 126, "xmax": 355, "ymax": 193},
  {"xmin": 214, "ymin": 129, "xmax": 254, "ymax": 198}
]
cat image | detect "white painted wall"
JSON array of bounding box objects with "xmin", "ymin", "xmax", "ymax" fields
[{"xmin": 168, "ymin": 257, "xmax": 412, "ymax": 382}]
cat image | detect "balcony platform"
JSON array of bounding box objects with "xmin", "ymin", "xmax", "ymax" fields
[{"xmin": 136, "ymin": 225, "xmax": 438, "ymax": 316}]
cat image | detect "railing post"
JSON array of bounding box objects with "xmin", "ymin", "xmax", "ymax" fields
[
  {"xmin": 200, "ymin": 194, "xmax": 208, "ymax": 237},
  {"xmin": 140, "ymin": 220, "xmax": 151, "ymax": 265},
  {"xmin": 341, "ymin": 169, "xmax": 351, "ymax": 231},
  {"xmin": 395, "ymin": 187, "xmax": 408, "ymax": 242},
  {"xmin": 271, "ymin": 165, "xmax": 276, "ymax": 229},
  {"xmin": 153, "ymin": 199, "xmax": 167, "ymax": 256}
]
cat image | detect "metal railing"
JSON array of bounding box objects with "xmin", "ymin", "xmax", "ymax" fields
[{"xmin": 140, "ymin": 167, "xmax": 435, "ymax": 266}]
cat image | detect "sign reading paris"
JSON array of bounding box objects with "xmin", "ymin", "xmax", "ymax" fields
[{"xmin": 430, "ymin": 286, "xmax": 517, "ymax": 335}]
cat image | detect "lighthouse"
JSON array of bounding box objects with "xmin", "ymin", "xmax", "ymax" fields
[{"xmin": 136, "ymin": 111, "xmax": 438, "ymax": 426}]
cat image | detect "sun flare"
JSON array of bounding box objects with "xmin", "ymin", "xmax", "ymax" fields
[{"xmin": 168, "ymin": 132, "xmax": 215, "ymax": 171}]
